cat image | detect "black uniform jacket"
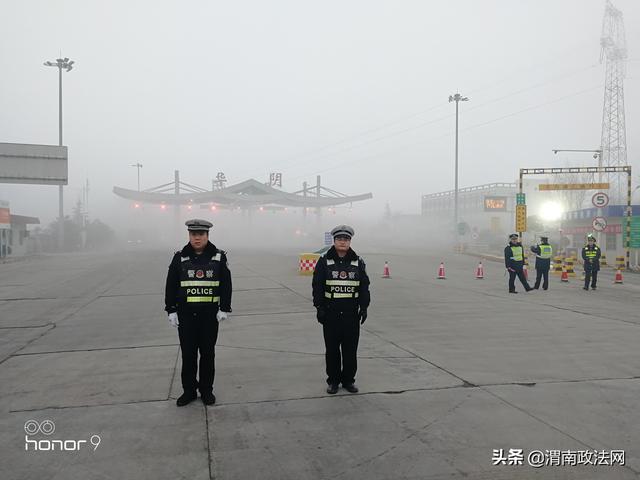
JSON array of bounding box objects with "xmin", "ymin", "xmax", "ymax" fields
[
  {"xmin": 504, "ymin": 243, "xmax": 525, "ymax": 269},
  {"xmin": 581, "ymin": 245, "xmax": 601, "ymax": 272},
  {"xmin": 530, "ymin": 243, "xmax": 552, "ymax": 270},
  {"xmin": 312, "ymin": 246, "xmax": 371, "ymax": 312},
  {"xmin": 164, "ymin": 241, "xmax": 232, "ymax": 314}
]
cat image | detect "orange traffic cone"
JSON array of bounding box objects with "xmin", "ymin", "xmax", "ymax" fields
[
  {"xmin": 475, "ymin": 262, "xmax": 484, "ymax": 279},
  {"xmin": 560, "ymin": 266, "xmax": 569, "ymax": 283},
  {"xmin": 381, "ymin": 261, "xmax": 391, "ymax": 279},
  {"xmin": 614, "ymin": 269, "xmax": 623, "ymax": 284},
  {"xmin": 437, "ymin": 262, "xmax": 446, "ymax": 279}
]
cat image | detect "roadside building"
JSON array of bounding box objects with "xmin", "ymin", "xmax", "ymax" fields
[
  {"xmin": 0, "ymin": 200, "xmax": 40, "ymax": 258},
  {"xmin": 560, "ymin": 205, "xmax": 640, "ymax": 265}
]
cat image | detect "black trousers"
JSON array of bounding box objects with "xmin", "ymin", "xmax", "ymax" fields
[
  {"xmin": 584, "ymin": 270, "xmax": 598, "ymax": 289},
  {"xmin": 177, "ymin": 310, "xmax": 219, "ymax": 394},
  {"xmin": 322, "ymin": 312, "xmax": 360, "ymax": 385},
  {"xmin": 534, "ymin": 268, "xmax": 550, "ymax": 290},
  {"xmin": 508, "ymin": 267, "xmax": 531, "ymax": 292}
]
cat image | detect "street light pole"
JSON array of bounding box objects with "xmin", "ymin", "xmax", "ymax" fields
[
  {"xmin": 44, "ymin": 57, "xmax": 74, "ymax": 250},
  {"xmin": 130, "ymin": 163, "xmax": 143, "ymax": 191},
  {"xmin": 449, "ymin": 92, "xmax": 469, "ymax": 241}
]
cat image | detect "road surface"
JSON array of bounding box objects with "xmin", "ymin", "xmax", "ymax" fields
[{"xmin": 1, "ymin": 247, "xmax": 639, "ymax": 479}]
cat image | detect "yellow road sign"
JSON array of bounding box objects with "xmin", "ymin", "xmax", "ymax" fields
[
  {"xmin": 516, "ymin": 204, "xmax": 527, "ymax": 232},
  {"xmin": 538, "ymin": 182, "xmax": 609, "ymax": 191}
]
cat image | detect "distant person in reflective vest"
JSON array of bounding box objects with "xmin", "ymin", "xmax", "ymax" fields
[
  {"xmin": 312, "ymin": 225, "xmax": 370, "ymax": 395},
  {"xmin": 504, "ymin": 233, "xmax": 533, "ymax": 294},
  {"xmin": 165, "ymin": 219, "xmax": 232, "ymax": 407},
  {"xmin": 581, "ymin": 234, "xmax": 601, "ymax": 291},
  {"xmin": 530, "ymin": 235, "xmax": 553, "ymax": 290}
]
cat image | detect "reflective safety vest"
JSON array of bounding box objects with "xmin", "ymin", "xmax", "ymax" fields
[
  {"xmin": 510, "ymin": 245, "xmax": 524, "ymax": 262},
  {"xmin": 324, "ymin": 257, "xmax": 361, "ymax": 300},
  {"xmin": 178, "ymin": 252, "xmax": 222, "ymax": 305},
  {"xmin": 584, "ymin": 246, "xmax": 599, "ymax": 259},
  {"xmin": 537, "ymin": 244, "xmax": 553, "ymax": 259}
]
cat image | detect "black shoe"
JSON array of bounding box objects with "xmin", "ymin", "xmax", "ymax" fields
[
  {"xmin": 533, "ymin": 286, "xmax": 540, "ymax": 290},
  {"xmin": 201, "ymin": 391, "xmax": 216, "ymax": 405},
  {"xmin": 326, "ymin": 384, "xmax": 339, "ymax": 394},
  {"xmin": 509, "ymin": 291, "xmax": 518, "ymax": 294},
  {"xmin": 583, "ymin": 287, "xmax": 589, "ymax": 291},
  {"xmin": 176, "ymin": 391, "xmax": 197, "ymax": 407},
  {"xmin": 343, "ymin": 383, "xmax": 359, "ymax": 393},
  {"xmin": 591, "ymin": 286, "xmax": 597, "ymax": 290}
]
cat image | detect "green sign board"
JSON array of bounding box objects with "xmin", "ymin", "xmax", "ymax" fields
[
  {"xmin": 516, "ymin": 193, "xmax": 526, "ymax": 205},
  {"xmin": 457, "ymin": 222, "xmax": 469, "ymax": 235},
  {"xmin": 631, "ymin": 217, "xmax": 640, "ymax": 249}
]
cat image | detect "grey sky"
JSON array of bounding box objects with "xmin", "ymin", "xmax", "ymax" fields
[{"xmin": 1, "ymin": 0, "xmax": 638, "ymax": 225}]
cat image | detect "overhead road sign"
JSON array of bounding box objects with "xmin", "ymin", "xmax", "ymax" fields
[
  {"xmin": 521, "ymin": 166, "xmax": 630, "ymax": 175},
  {"xmin": 0, "ymin": 142, "xmax": 68, "ymax": 185},
  {"xmin": 519, "ymin": 165, "xmax": 632, "ymax": 270},
  {"xmin": 539, "ymin": 183, "xmax": 609, "ymax": 191}
]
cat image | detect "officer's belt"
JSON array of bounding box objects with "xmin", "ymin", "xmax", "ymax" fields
[{"xmin": 186, "ymin": 296, "xmax": 220, "ymax": 303}]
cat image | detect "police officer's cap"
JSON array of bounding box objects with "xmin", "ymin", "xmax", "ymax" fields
[
  {"xmin": 540, "ymin": 236, "xmax": 549, "ymax": 241},
  {"xmin": 185, "ymin": 219, "xmax": 213, "ymax": 232},
  {"xmin": 587, "ymin": 233, "xmax": 595, "ymax": 240},
  {"xmin": 331, "ymin": 224, "xmax": 355, "ymax": 239},
  {"xmin": 509, "ymin": 233, "xmax": 519, "ymax": 239}
]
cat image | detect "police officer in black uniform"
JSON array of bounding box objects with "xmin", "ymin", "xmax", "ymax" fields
[
  {"xmin": 581, "ymin": 234, "xmax": 601, "ymax": 291},
  {"xmin": 312, "ymin": 225, "xmax": 370, "ymax": 394},
  {"xmin": 504, "ymin": 233, "xmax": 533, "ymax": 294},
  {"xmin": 165, "ymin": 219, "xmax": 232, "ymax": 406},
  {"xmin": 530, "ymin": 235, "xmax": 553, "ymax": 290}
]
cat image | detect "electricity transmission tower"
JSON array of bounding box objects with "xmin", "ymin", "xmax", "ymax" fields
[{"xmin": 599, "ymin": 0, "xmax": 628, "ymax": 203}]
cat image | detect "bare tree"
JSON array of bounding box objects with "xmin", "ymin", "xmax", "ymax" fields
[{"xmin": 555, "ymin": 162, "xmax": 592, "ymax": 211}]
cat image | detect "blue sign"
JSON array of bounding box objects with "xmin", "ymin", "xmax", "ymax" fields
[{"xmin": 324, "ymin": 232, "xmax": 332, "ymax": 246}]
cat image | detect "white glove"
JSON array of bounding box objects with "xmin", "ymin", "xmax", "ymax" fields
[
  {"xmin": 168, "ymin": 312, "xmax": 179, "ymax": 328},
  {"xmin": 216, "ymin": 311, "xmax": 228, "ymax": 322}
]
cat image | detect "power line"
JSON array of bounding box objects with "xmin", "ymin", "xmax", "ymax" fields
[
  {"xmin": 233, "ymin": 43, "xmax": 597, "ymax": 180},
  {"xmin": 241, "ymin": 63, "xmax": 602, "ymax": 182},
  {"xmin": 282, "ymin": 73, "xmax": 602, "ymax": 178},
  {"xmin": 287, "ymin": 83, "xmax": 604, "ymax": 182}
]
